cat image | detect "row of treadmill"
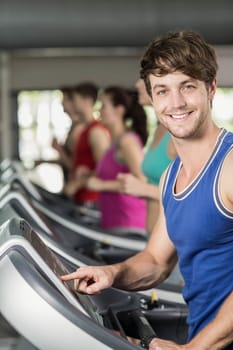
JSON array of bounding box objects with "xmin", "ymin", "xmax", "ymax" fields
[{"xmin": 0, "ymin": 159, "xmax": 188, "ymax": 350}]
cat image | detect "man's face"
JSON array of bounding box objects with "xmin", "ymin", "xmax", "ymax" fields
[
  {"xmin": 149, "ymin": 71, "xmax": 216, "ymax": 140},
  {"xmin": 72, "ymin": 94, "xmax": 88, "ymax": 121},
  {"xmin": 62, "ymin": 94, "xmax": 75, "ymax": 118}
]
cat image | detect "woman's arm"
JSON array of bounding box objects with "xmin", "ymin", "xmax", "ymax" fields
[
  {"xmin": 87, "ymin": 133, "xmax": 146, "ymax": 193},
  {"xmin": 89, "ymin": 126, "xmax": 111, "ymax": 162},
  {"xmin": 87, "ymin": 176, "xmax": 121, "ymax": 192},
  {"xmin": 116, "ymin": 133, "xmax": 160, "ymax": 199},
  {"xmin": 117, "ymin": 173, "xmax": 159, "ymax": 199},
  {"xmin": 118, "ymin": 133, "xmax": 146, "ymax": 180}
]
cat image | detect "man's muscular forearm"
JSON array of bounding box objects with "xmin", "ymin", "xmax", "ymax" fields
[{"xmin": 112, "ymin": 250, "xmax": 171, "ymax": 291}]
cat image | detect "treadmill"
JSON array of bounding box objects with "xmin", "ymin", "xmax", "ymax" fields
[
  {"xmin": 0, "ymin": 160, "xmax": 183, "ymax": 286},
  {"xmin": 0, "ymin": 174, "xmax": 148, "ymax": 264},
  {"xmin": 0, "ymin": 194, "xmax": 185, "ymax": 305},
  {"xmin": 0, "ymin": 183, "xmax": 184, "ymax": 295},
  {"xmin": 0, "ymin": 160, "xmax": 100, "ymax": 226},
  {"xmin": 0, "ymin": 217, "xmax": 188, "ymax": 350},
  {"xmin": 0, "ymin": 188, "xmax": 93, "ymax": 252},
  {"xmin": 0, "ymin": 167, "xmax": 184, "ymax": 296},
  {"xmin": 0, "ymin": 194, "xmax": 102, "ymax": 269}
]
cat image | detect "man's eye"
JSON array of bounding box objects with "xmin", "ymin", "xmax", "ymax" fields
[
  {"xmin": 157, "ymin": 90, "xmax": 166, "ymax": 96},
  {"xmin": 184, "ymin": 85, "xmax": 195, "ymax": 90}
]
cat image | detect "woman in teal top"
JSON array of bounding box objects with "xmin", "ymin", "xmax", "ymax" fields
[
  {"xmin": 142, "ymin": 131, "xmax": 171, "ymax": 186},
  {"xmin": 118, "ymin": 80, "xmax": 176, "ymax": 233}
]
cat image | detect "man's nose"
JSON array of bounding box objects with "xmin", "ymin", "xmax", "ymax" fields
[{"xmin": 169, "ymin": 90, "xmax": 187, "ymax": 110}]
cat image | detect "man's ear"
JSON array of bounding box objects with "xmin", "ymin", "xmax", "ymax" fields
[{"xmin": 209, "ymin": 78, "xmax": 217, "ymax": 101}]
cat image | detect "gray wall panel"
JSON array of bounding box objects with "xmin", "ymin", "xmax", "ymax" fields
[{"xmin": 9, "ymin": 46, "xmax": 233, "ymax": 91}]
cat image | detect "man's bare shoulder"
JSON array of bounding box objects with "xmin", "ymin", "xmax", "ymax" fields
[
  {"xmin": 221, "ymin": 147, "xmax": 233, "ymax": 174},
  {"xmin": 219, "ymin": 148, "xmax": 233, "ymax": 208}
]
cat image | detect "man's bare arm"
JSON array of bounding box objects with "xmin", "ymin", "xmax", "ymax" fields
[
  {"xmin": 183, "ymin": 292, "xmax": 233, "ymax": 350},
  {"xmin": 61, "ymin": 174, "xmax": 177, "ymax": 294},
  {"xmin": 113, "ymin": 197, "xmax": 177, "ymax": 291},
  {"xmin": 219, "ymin": 149, "xmax": 233, "ymax": 212}
]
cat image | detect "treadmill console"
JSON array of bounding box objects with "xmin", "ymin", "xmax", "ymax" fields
[{"xmin": 3, "ymin": 218, "xmax": 103, "ymax": 324}]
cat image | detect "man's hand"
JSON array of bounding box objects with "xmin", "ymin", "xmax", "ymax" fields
[
  {"xmin": 63, "ymin": 179, "xmax": 83, "ymax": 196},
  {"xmin": 75, "ymin": 165, "xmax": 91, "ymax": 181},
  {"xmin": 149, "ymin": 338, "xmax": 186, "ymax": 350},
  {"xmin": 61, "ymin": 265, "xmax": 117, "ymax": 294},
  {"xmin": 63, "ymin": 166, "xmax": 92, "ymax": 196},
  {"xmin": 52, "ymin": 137, "xmax": 62, "ymax": 152}
]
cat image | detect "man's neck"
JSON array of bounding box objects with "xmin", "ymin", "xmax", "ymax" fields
[{"xmin": 173, "ymin": 124, "xmax": 221, "ymax": 178}]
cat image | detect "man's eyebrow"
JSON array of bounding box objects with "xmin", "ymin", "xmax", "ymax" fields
[
  {"xmin": 152, "ymin": 79, "xmax": 197, "ymax": 91},
  {"xmin": 152, "ymin": 84, "xmax": 167, "ymax": 91},
  {"xmin": 180, "ymin": 79, "xmax": 196, "ymax": 85}
]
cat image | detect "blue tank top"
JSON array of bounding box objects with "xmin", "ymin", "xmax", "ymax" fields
[{"xmin": 162, "ymin": 129, "xmax": 233, "ymax": 348}]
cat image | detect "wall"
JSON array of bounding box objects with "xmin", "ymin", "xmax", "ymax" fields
[{"xmin": 1, "ymin": 45, "xmax": 233, "ymax": 160}]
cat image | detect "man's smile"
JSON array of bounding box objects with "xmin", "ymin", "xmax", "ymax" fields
[{"xmin": 168, "ymin": 111, "xmax": 193, "ymax": 120}]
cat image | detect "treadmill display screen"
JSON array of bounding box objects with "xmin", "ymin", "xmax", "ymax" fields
[{"xmin": 24, "ymin": 225, "xmax": 72, "ymax": 280}]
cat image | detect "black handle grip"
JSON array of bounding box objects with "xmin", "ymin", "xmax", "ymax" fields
[{"xmin": 129, "ymin": 309, "xmax": 157, "ymax": 349}]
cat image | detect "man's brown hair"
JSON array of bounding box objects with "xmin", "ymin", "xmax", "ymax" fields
[
  {"xmin": 140, "ymin": 31, "xmax": 218, "ymax": 96},
  {"xmin": 73, "ymin": 82, "xmax": 99, "ymax": 104}
]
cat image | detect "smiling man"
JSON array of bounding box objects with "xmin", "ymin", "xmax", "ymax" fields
[{"xmin": 62, "ymin": 31, "xmax": 233, "ymax": 350}]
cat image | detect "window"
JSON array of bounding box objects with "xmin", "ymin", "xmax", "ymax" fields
[
  {"xmin": 16, "ymin": 87, "xmax": 233, "ymax": 191},
  {"xmin": 17, "ymin": 90, "xmax": 71, "ymax": 168},
  {"xmin": 212, "ymin": 88, "xmax": 233, "ymax": 130}
]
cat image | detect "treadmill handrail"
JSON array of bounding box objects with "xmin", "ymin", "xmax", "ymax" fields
[
  {"xmin": 1, "ymin": 162, "xmax": 42, "ymax": 201},
  {"xmin": 0, "ymin": 191, "xmax": 52, "ymax": 235},
  {"xmin": 0, "ymin": 183, "xmax": 11, "ymax": 198},
  {"xmin": 33, "ymin": 199, "xmax": 147, "ymax": 251}
]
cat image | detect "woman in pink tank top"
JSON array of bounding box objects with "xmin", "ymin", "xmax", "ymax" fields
[{"xmin": 87, "ymin": 86, "xmax": 148, "ymax": 235}]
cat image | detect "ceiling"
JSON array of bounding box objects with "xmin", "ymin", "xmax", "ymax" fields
[{"xmin": 0, "ymin": 0, "xmax": 233, "ymax": 50}]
